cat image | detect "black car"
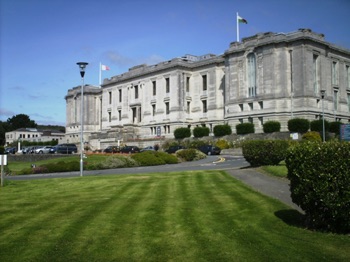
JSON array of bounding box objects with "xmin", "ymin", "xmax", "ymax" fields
[
  {"xmin": 120, "ymin": 146, "xmax": 140, "ymax": 154},
  {"xmin": 165, "ymin": 145, "xmax": 186, "ymax": 154},
  {"xmin": 5, "ymin": 147, "xmax": 16, "ymax": 154},
  {"xmin": 103, "ymin": 146, "xmax": 120, "ymax": 153},
  {"xmin": 53, "ymin": 144, "xmax": 78, "ymax": 154},
  {"xmin": 198, "ymin": 145, "xmax": 221, "ymax": 155}
]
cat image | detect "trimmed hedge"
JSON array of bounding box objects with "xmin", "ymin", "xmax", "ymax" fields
[
  {"xmin": 236, "ymin": 123, "xmax": 255, "ymax": 135},
  {"xmin": 286, "ymin": 142, "xmax": 350, "ymax": 233},
  {"xmin": 301, "ymin": 131, "xmax": 322, "ymax": 142},
  {"xmin": 174, "ymin": 127, "xmax": 191, "ymax": 139},
  {"xmin": 310, "ymin": 119, "xmax": 329, "ymax": 132},
  {"xmin": 193, "ymin": 126, "xmax": 210, "ymax": 138},
  {"xmin": 242, "ymin": 140, "xmax": 289, "ymax": 167},
  {"xmin": 288, "ymin": 118, "xmax": 310, "ymax": 133},
  {"xmin": 213, "ymin": 124, "xmax": 232, "ymax": 137},
  {"xmin": 131, "ymin": 151, "xmax": 178, "ymax": 166},
  {"xmin": 329, "ymin": 121, "xmax": 342, "ymax": 134},
  {"xmin": 263, "ymin": 121, "xmax": 281, "ymax": 133}
]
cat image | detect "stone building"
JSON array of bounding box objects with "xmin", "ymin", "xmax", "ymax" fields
[
  {"xmin": 5, "ymin": 128, "xmax": 65, "ymax": 145},
  {"xmin": 65, "ymin": 29, "xmax": 350, "ymax": 151}
]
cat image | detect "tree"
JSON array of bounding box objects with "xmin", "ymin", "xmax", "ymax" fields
[{"xmin": 7, "ymin": 114, "xmax": 37, "ymax": 130}]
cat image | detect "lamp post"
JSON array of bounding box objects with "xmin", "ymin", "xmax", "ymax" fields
[
  {"xmin": 320, "ymin": 89, "xmax": 326, "ymax": 142},
  {"xmin": 77, "ymin": 62, "xmax": 88, "ymax": 176}
]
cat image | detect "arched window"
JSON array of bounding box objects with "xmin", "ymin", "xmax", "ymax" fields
[{"xmin": 247, "ymin": 53, "xmax": 256, "ymax": 97}]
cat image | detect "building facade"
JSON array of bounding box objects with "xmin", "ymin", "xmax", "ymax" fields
[
  {"xmin": 65, "ymin": 29, "xmax": 350, "ymax": 151},
  {"xmin": 5, "ymin": 128, "xmax": 65, "ymax": 145}
]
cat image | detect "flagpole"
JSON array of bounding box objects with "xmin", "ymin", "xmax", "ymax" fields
[
  {"xmin": 99, "ymin": 62, "xmax": 102, "ymax": 88},
  {"xmin": 236, "ymin": 12, "xmax": 239, "ymax": 42}
]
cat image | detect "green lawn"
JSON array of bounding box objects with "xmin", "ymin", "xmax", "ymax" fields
[{"xmin": 1, "ymin": 171, "xmax": 349, "ymax": 261}]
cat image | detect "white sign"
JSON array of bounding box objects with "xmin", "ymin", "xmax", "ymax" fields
[{"xmin": 0, "ymin": 155, "xmax": 8, "ymax": 165}]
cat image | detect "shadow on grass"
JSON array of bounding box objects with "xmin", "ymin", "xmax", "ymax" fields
[{"xmin": 275, "ymin": 209, "xmax": 306, "ymax": 229}]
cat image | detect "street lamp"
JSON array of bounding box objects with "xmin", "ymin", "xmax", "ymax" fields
[
  {"xmin": 77, "ymin": 62, "xmax": 88, "ymax": 176},
  {"xmin": 320, "ymin": 89, "xmax": 326, "ymax": 142}
]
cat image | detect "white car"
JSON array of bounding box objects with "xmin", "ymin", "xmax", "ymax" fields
[{"xmin": 35, "ymin": 146, "xmax": 53, "ymax": 154}]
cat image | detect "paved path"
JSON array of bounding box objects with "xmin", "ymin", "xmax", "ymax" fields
[{"xmin": 227, "ymin": 168, "xmax": 303, "ymax": 213}]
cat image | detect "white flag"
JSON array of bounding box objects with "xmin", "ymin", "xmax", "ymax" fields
[{"xmin": 101, "ymin": 64, "xmax": 110, "ymax": 71}]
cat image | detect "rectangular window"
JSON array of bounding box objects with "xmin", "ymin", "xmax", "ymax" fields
[
  {"xmin": 108, "ymin": 111, "xmax": 111, "ymax": 122},
  {"xmin": 334, "ymin": 89, "xmax": 338, "ymax": 111},
  {"xmin": 332, "ymin": 61, "xmax": 338, "ymax": 86},
  {"xmin": 202, "ymin": 100, "xmax": 207, "ymax": 113},
  {"xmin": 152, "ymin": 104, "xmax": 156, "ymax": 116},
  {"xmin": 135, "ymin": 85, "xmax": 139, "ymax": 99},
  {"xmin": 346, "ymin": 65, "xmax": 350, "ymax": 89},
  {"xmin": 165, "ymin": 77, "xmax": 170, "ymax": 93},
  {"xmin": 248, "ymin": 102, "xmax": 253, "ymax": 110},
  {"xmin": 239, "ymin": 104, "xmax": 243, "ymax": 112},
  {"xmin": 347, "ymin": 93, "xmax": 350, "ymax": 112},
  {"xmin": 202, "ymin": 74, "xmax": 207, "ymax": 91},
  {"xmin": 313, "ymin": 54, "xmax": 319, "ymax": 94},
  {"xmin": 152, "ymin": 81, "xmax": 156, "ymax": 96},
  {"xmin": 118, "ymin": 110, "xmax": 121, "ymax": 121},
  {"xmin": 259, "ymin": 101, "xmax": 263, "ymax": 109},
  {"xmin": 119, "ymin": 89, "xmax": 122, "ymax": 102},
  {"xmin": 186, "ymin": 77, "xmax": 190, "ymax": 92},
  {"xmin": 187, "ymin": 101, "xmax": 190, "ymax": 114},
  {"xmin": 109, "ymin": 91, "xmax": 112, "ymax": 104},
  {"xmin": 259, "ymin": 117, "xmax": 263, "ymax": 126},
  {"xmin": 165, "ymin": 102, "xmax": 170, "ymax": 114},
  {"xmin": 248, "ymin": 117, "xmax": 253, "ymax": 124}
]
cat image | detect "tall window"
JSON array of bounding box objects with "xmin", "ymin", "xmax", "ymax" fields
[
  {"xmin": 348, "ymin": 93, "xmax": 350, "ymax": 112},
  {"xmin": 334, "ymin": 89, "xmax": 338, "ymax": 111},
  {"xmin": 186, "ymin": 77, "xmax": 190, "ymax": 92},
  {"xmin": 118, "ymin": 110, "xmax": 121, "ymax": 121},
  {"xmin": 152, "ymin": 104, "xmax": 156, "ymax": 116},
  {"xmin": 165, "ymin": 77, "xmax": 170, "ymax": 93},
  {"xmin": 108, "ymin": 91, "xmax": 112, "ymax": 104},
  {"xmin": 187, "ymin": 101, "xmax": 191, "ymax": 114},
  {"xmin": 332, "ymin": 61, "xmax": 338, "ymax": 86},
  {"xmin": 313, "ymin": 54, "xmax": 319, "ymax": 94},
  {"xmin": 247, "ymin": 53, "xmax": 256, "ymax": 97},
  {"xmin": 108, "ymin": 111, "xmax": 111, "ymax": 122},
  {"xmin": 119, "ymin": 89, "xmax": 122, "ymax": 102},
  {"xmin": 165, "ymin": 102, "xmax": 170, "ymax": 114},
  {"xmin": 202, "ymin": 100, "xmax": 207, "ymax": 113},
  {"xmin": 346, "ymin": 65, "xmax": 350, "ymax": 89},
  {"xmin": 202, "ymin": 74, "xmax": 207, "ymax": 91},
  {"xmin": 134, "ymin": 85, "xmax": 139, "ymax": 99},
  {"xmin": 152, "ymin": 81, "xmax": 156, "ymax": 95}
]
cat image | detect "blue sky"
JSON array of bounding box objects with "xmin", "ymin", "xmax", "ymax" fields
[{"xmin": 1, "ymin": 0, "xmax": 349, "ymax": 126}]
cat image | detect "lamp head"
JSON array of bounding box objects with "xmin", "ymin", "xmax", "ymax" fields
[
  {"xmin": 76, "ymin": 62, "xmax": 88, "ymax": 77},
  {"xmin": 320, "ymin": 89, "xmax": 326, "ymax": 99}
]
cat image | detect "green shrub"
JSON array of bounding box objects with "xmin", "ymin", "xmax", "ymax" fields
[
  {"xmin": 153, "ymin": 151, "xmax": 179, "ymax": 164},
  {"xmin": 174, "ymin": 127, "xmax": 191, "ymax": 139},
  {"xmin": 236, "ymin": 123, "xmax": 255, "ymax": 135},
  {"xmin": 0, "ymin": 146, "xmax": 4, "ymax": 154},
  {"xmin": 193, "ymin": 126, "xmax": 210, "ymax": 138},
  {"xmin": 329, "ymin": 121, "xmax": 342, "ymax": 134},
  {"xmin": 131, "ymin": 151, "xmax": 165, "ymax": 166},
  {"xmin": 242, "ymin": 140, "xmax": 289, "ymax": 167},
  {"xmin": 187, "ymin": 140, "xmax": 208, "ymax": 149},
  {"xmin": 213, "ymin": 124, "xmax": 232, "ymax": 137},
  {"xmin": 215, "ymin": 139, "xmax": 230, "ymax": 149},
  {"xmin": 286, "ymin": 141, "xmax": 350, "ymax": 233},
  {"xmin": 263, "ymin": 121, "xmax": 281, "ymax": 133},
  {"xmin": 310, "ymin": 119, "xmax": 329, "ymax": 132},
  {"xmin": 288, "ymin": 118, "xmax": 310, "ymax": 133},
  {"xmin": 301, "ymin": 131, "xmax": 322, "ymax": 142},
  {"xmin": 176, "ymin": 149, "xmax": 198, "ymax": 161}
]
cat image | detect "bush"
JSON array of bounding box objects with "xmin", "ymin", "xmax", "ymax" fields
[
  {"xmin": 88, "ymin": 155, "xmax": 139, "ymax": 170},
  {"xmin": 236, "ymin": 123, "xmax": 255, "ymax": 135},
  {"xmin": 193, "ymin": 126, "xmax": 210, "ymax": 138},
  {"xmin": 176, "ymin": 149, "xmax": 198, "ymax": 161},
  {"xmin": 154, "ymin": 151, "xmax": 179, "ymax": 164},
  {"xmin": 286, "ymin": 141, "xmax": 350, "ymax": 233},
  {"xmin": 288, "ymin": 118, "xmax": 310, "ymax": 133},
  {"xmin": 213, "ymin": 124, "xmax": 232, "ymax": 137},
  {"xmin": 0, "ymin": 146, "xmax": 4, "ymax": 154},
  {"xmin": 242, "ymin": 140, "xmax": 289, "ymax": 167},
  {"xmin": 131, "ymin": 151, "xmax": 166, "ymax": 166},
  {"xmin": 263, "ymin": 121, "xmax": 281, "ymax": 133},
  {"xmin": 310, "ymin": 119, "xmax": 329, "ymax": 132},
  {"xmin": 174, "ymin": 127, "xmax": 191, "ymax": 139},
  {"xmin": 301, "ymin": 131, "xmax": 322, "ymax": 142},
  {"xmin": 329, "ymin": 121, "xmax": 342, "ymax": 134},
  {"xmin": 215, "ymin": 139, "xmax": 230, "ymax": 149},
  {"xmin": 187, "ymin": 140, "xmax": 208, "ymax": 149}
]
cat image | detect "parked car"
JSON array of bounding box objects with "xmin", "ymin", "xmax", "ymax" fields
[
  {"xmin": 120, "ymin": 146, "xmax": 140, "ymax": 154},
  {"xmin": 140, "ymin": 146, "xmax": 155, "ymax": 152},
  {"xmin": 5, "ymin": 147, "xmax": 16, "ymax": 154},
  {"xmin": 53, "ymin": 144, "xmax": 78, "ymax": 154},
  {"xmin": 103, "ymin": 146, "xmax": 120, "ymax": 153},
  {"xmin": 198, "ymin": 145, "xmax": 221, "ymax": 155},
  {"xmin": 25, "ymin": 146, "xmax": 42, "ymax": 154},
  {"xmin": 21, "ymin": 147, "xmax": 31, "ymax": 154},
  {"xmin": 35, "ymin": 146, "xmax": 53, "ymax": 154},
  {"xmin": 165, "ymin": 145, "xmax": 186, "ymax": 154}
]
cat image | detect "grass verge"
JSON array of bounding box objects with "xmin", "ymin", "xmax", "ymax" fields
[{"xmin": 1, "ymin": 171, "xmax": 349, "ymax": 261}]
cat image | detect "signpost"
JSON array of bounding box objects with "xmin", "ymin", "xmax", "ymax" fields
[
  {"xmin": 340, "ymin": 124, "xmax": 350, "ymax": 141},
  {"xmin": 0, "ymin": 154, "xmax": 7, "ymax": 187}
]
